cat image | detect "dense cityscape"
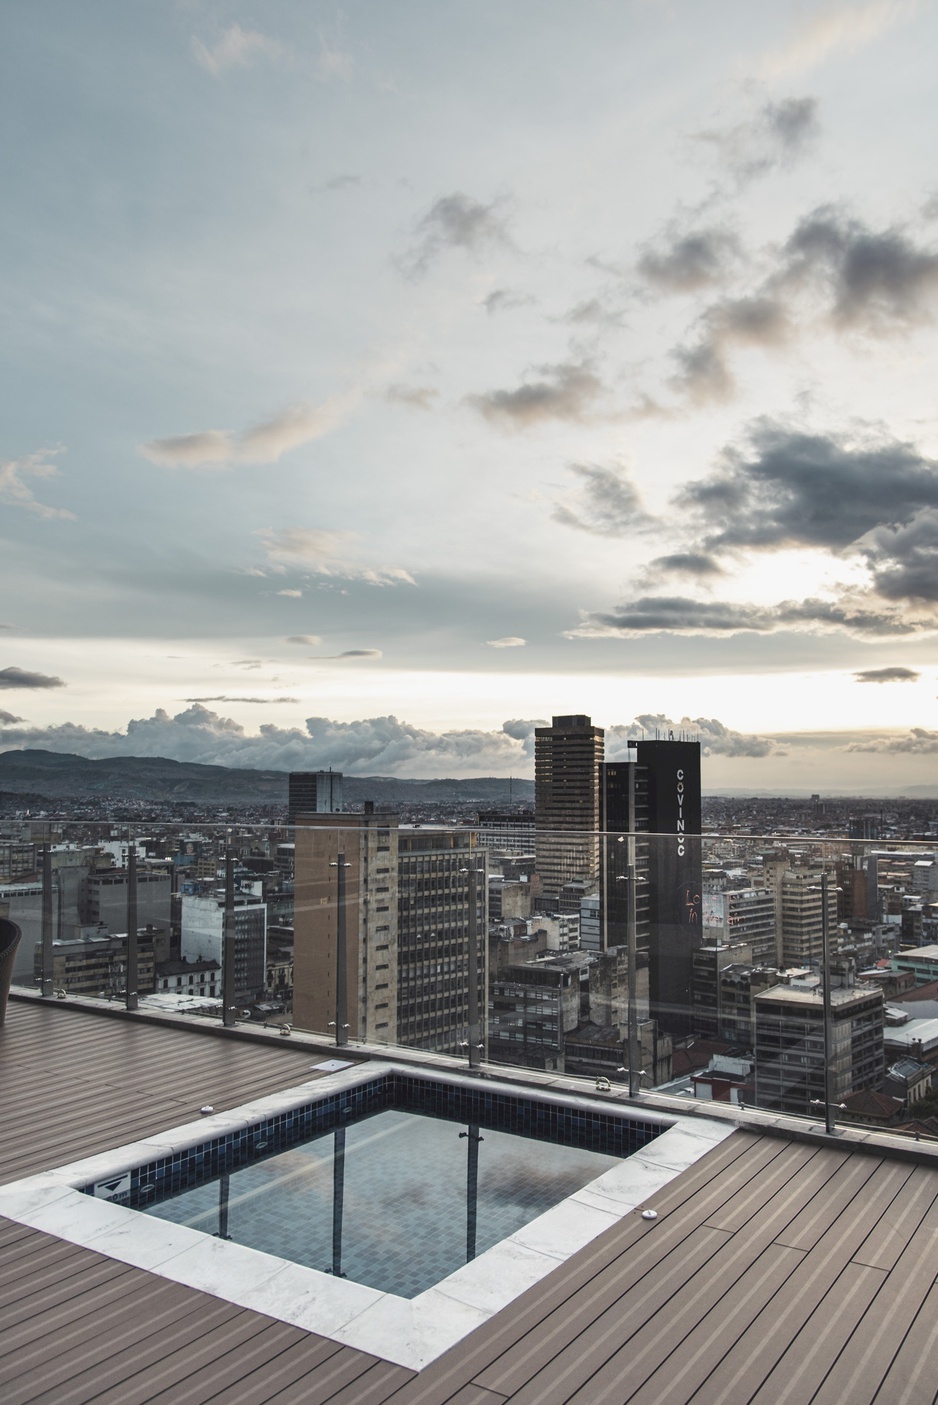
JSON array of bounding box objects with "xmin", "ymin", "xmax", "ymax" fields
[{"xmin": 5, "ymin": 716, "xmax": 938, "ymax": 1141}]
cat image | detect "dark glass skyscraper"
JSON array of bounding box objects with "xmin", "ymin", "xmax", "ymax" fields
[{"xmin": 602, "ymin": 739, "xmax": 702, "ymax": 1035}]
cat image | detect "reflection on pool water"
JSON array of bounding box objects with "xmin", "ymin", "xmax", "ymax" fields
[{"xmin": 140, "ymin": 1107, "xmax": 621, "ymax": 1297}]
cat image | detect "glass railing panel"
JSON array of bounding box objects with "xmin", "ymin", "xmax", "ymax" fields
[{"xmin": 5, "ymin": 814, "xmax": 938, "ymax": 1140}]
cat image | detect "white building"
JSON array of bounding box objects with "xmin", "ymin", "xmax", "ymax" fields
[{"xmin": 180, "ymin": 891, "xmax": 267, "ymax": 1005}]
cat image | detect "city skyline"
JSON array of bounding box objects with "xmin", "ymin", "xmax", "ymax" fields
[{"xmin": 2, "ymin": 1, "xmax": 937, "ymax": 792}]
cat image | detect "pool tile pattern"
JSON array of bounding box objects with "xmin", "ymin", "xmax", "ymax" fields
[{"xmin": 80, "ymin": 1069, "xmax": 663, "ymax": 1210}]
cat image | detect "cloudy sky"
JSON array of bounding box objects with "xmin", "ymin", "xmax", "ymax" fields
[{"xmin": 2, "ymin": 0, "xmax": 937, "ymax": 791}]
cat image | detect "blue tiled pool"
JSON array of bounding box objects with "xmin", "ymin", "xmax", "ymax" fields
[
  {"xmin": 80, "ymin": 1067, "xmax": 664, "ymax": 1298},
  {"xmin": 136, "ymin": 1107, "xmax": 622, "ymax": 1296}
]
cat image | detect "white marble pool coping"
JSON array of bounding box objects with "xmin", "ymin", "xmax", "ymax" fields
[{"xmin": 0, "ymin": 1064, "xmax": 734, "ymax": 1371}]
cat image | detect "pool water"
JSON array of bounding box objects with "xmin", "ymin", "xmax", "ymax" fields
[{"xmin": 140, "ymin": 1107, "xmax": 621, "ymax": 1297}]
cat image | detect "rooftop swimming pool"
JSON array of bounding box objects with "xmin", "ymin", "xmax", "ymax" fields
[
  {"xmin": 135, "ymin": 1108, "xmax": 623, "ymax": 1296},
  {"xmin": 0, "ymin": 1062, "xmax": 734, "ymax": 1368}
]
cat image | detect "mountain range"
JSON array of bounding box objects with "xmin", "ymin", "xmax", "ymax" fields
[{"xmin": 0, "ymin": 749, "xmax": 535, "ymax": 807}]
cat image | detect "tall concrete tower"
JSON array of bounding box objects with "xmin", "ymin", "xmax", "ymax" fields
[{"xmin": 535, "ymin": 715, "xmax": 604, "ymax": 901}]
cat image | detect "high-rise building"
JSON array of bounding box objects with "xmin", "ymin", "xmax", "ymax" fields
[
  {"xmin": 754, "ymin": 982, "xmax": 884, "ymax": 1115},
  {"xmin": 179, "ymin": 891, "xmax": 267, "ymax": 1006},
  {"xmin": 702, "ymin": 883, "xmax": 778, "ymax": 964},
  {"xmin": 763, "ymin": 864, "xmax": 838, "ymax": 966},
  {"xmin": 535, "ymin": 715, "xmax": 604, "ymax": 901},
  {"xmin": 396, "ymin": 828, "xmax": 486, "ymax": 1056},
  {"xmin": 292, "ymin": 812, "xmax": 486, "ymax": 1056},
  {"xmin": 601, "ymin": 739, "xmax": 702, "ymax": 1035},
  {"xmin": 288, "ymin": 770, "xmax": 344, "ymax": 822},
  {"xmin": 476, "ymin": 811, "xmax": 536, "ymax": 854},
  {"xmin": 292, "ymin": 810, "xmax": 399, "ymax": 1044}
]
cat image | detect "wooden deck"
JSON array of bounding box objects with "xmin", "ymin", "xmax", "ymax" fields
[{"xmin": 3, "ymin": 999, "xmax": 938, "ymax": 1403}]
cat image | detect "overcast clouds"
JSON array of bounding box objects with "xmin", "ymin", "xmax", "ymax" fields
[{"xmin": 1, "ymin": 0, "xmax": 937, "ymax": 791}]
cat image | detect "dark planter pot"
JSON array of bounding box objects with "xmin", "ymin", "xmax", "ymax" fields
[{"xmin": 0, "ymin": 917, "xmax": 22, "ymax": 1026}]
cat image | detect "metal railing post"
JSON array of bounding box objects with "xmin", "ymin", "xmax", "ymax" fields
[
  {"xmin": 126, "ymin": 841, "xmax": 138, "ymax": 1011},
  {"xmin": 222, "ymin": 849, "xmax": 236, "ymax": 1027},
  {"xmin": 821, "ymin": 873, "xmax": 835, "ymax": 1135},
  {"xmin": 332, "ymin": 852, "xmax": 349, "ymax": 1047},
  {"xmin": 40, "ymin": 845, "xmax": 54, "ymax": 997}
]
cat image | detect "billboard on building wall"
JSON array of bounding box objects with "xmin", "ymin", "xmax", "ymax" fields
[{"xmin": 702, "ymin": 892, "xmax": 725, "ymax": 929}]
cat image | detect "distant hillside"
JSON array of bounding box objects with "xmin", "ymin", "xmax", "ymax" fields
[{"xmin": 0, "ymin": 749, "xmax": 535, "ymax": 807}]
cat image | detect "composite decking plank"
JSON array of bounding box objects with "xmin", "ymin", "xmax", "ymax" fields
[
  {"xmin": 2, "ymin": 1291, "xmax": 245, "ymax": 1404},
  {"xmin": 686, "ymin": 1157, "xmax": 919, "ymax": 1405},
  {"xmin": 850, "ymin": 1162, "xmax": 938, "ymax": 1271},
  {"xmin": 474, "ymin": 1139, "xmax": 847, "ymax": 1399},
  {"xmin": 810, "ymin": 1191, "xmax": 938, "ymax": 1405},
  {"xmin": 0, "ymin": 1250, "xmax": 135, "ymax": 1334},
  {"xmin": 0, "ymin": 1219, "xmax": 39, "ymax": 1249},
  {"xmin": 166, "ymin": 1335, "xmax": 345, "ymax": 1405},
  {"xmin": 258, "ymin": 1345, "xmax": 391, "ymax": 1405},
  {"xmin": 312, "ymin": 1359, "xmax": 418, "ymax": 1405},
  {"xmin": 0, "ymin": 1240, "xmax": 106, "ymax": 1311},
  {"xmin": 377, "ymin": 1135, "xmax": 788, "ymax": 1405},
  {"xmin": 70, "ymin": 1314, "xmax": 298, "ymax": 1405},
  {"xmin": 0, "ymin": 1263, "xmax": 210, "ymax": 1374},
  {"xmin": 117, "ymin": 1320, "xmax": 330, "ymax": 1405},
  {"xmin": 475, "ymin": 1225, "xmax": 734, "ymax": 1402},
  {"xmin": 869, "ymin": 1275, "xmax": 938, "ymax": 1405},
  {"xmin": 501, "ymin": 1220, "xmax": 807, "ymax": 1405},
  {"xmin": 772, "ymin": 1153, "xmax": 896, "ymax": 1251},
  {"xmin": 15, "ymin": 1298, "xmax": 263, "ymax": 1399},
  {"xmin": 747, "ymin": 1261, "xmax": 889, "ymax": 1405},
  {"xmin": 703, "ymin": 1142, "xmax": 835, "ymax": 1231},
  {"xmin": 568, "ymin": 1242, "xmax": 805, "ymax": 1405},
  {"xmin": 438, "ymin": 1387, "xmax": 509, "ymax": 1405}
]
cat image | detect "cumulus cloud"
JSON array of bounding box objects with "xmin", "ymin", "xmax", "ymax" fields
[
  {"xmin": 481, "ymin": 288, "xmax": 534, "ymax": 315},
  {"xmin": 853, "ymin": 667, "xmax": 920, "ymax": 683},
  {"xmin": 401, "ymin": 193, "xmax": 510, "ymax": 278},
  {"xmin": 486, "ymin": 637, "xmax": 527, "ymax": 648},
  {"xmin": 866, "ymin": 508, "xmax": 938, "ymax": 601},
  {"xmin": 0, "ymin": 705, "xmax": 780, "ymax": 775},
  {"xmin": 385, "ymin": 383, "xmax": 439, "ymax": 411},
  {"xmin": 192, "ymin": 24, "xmax": 287, "ymax": 77},
  {"xmin": 0, "ymin": 666, "xmax": 65, "ymax": 690},
  {"xmin": 258, "ymin": 528, "xmax": 416, "ymax": 587},
  {"xmin": 670, "ymin": 295, "xmax": 792, "ymax": 403},
  {"xmin": 679, "ymin": 421, "xmax": 938, "ymax": 556},
  {"xmin": 569, "ymin": 593, "xmax": 929, "ymax": 638},
  {"xmin": 606, "ymin": 714, "xmax": 777, "ymax": 759},
  {"xmin": 140, "ymin": 393, "xmax": 358, "ymax": 469},
  {"xmin": 276, "ymin": 589, "xmax": 303, "ymax": 598},
  {"xmin": 643, "ymin": 553, "xmax": 724, "ymax": 580},
  {"xmin": 781, "ymin": 207, "xmax": 938, "ymax": 332},
  {"xmin": 846, "ymin": 726, "xmax": 938, "ymax": 754},
  {"xmin": 552, "ymin": 462, "xmax": 653, "ymax": 536},
  {"xmin": 638, "ymin": 228, "xmax": 741, "ymax": 293},
  {"xmin": 1, "ymin": 447, "xmax": 75, "ymax": 520},
  {"xmin": 695, "ymin": 96, "xmax": 819, "ymax": 185},
  {"xmin": 759, "ymin": 0, "xmax": 920, "ymax": 78},
  {"xmin": 286, "ymin": 635, "xmax": 322, "ymax": 645},
  {"xmin": 0, "ymin": 710, "xmax": 23, "ymax": 724},
  {"xmin": 467, "ymin": 361, "xmax": 606, "ymax": 430},
  {"xmin": 645, "ymin": 206, "xmax": 938, "ymax": 411}
]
